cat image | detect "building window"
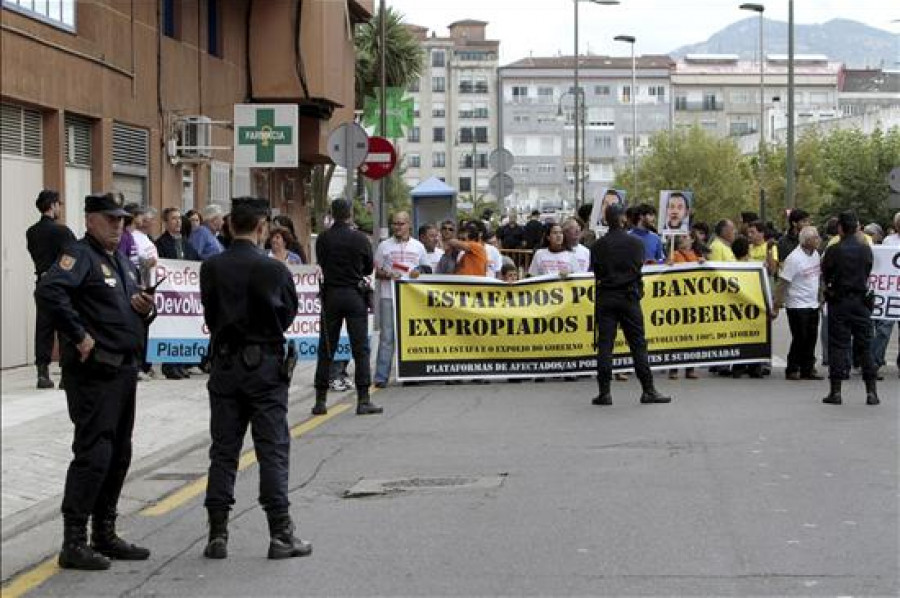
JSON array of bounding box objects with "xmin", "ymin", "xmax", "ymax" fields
[
  {"xmin": 162, "ymin": 0, "xmax": 181, "ymax": 38},
  {"xmin": 702, "ymin": 92, "xmax": 720, "ymax": 111},
  {"xmin": 407, "ymin": 126, "xmax": 420, "ymax": 143},
  {"xmin": 459, "ymin": 177, "xmax": 472, "ymax": 192},
  {"xmin": 413, "ymin": 101, "xmax": 420, "ymax": 118},
  {"xmin": 432, "ymin": 152, "xmax": 446, "ymax": 168},
  {"xmin": 432, "ymin": 50, "xmax": 445, "ymax": 67},
  {"xmin": 623, "ymin": 136, "xmax": 634, "ymax": 156},
  {"xmin": 473, "ymin": 103, "xmax": 489, "ymax": 119},
  {"xmin": 408, "ymin": 78, "xmax": 420, "ymax": 92},
  {"xmin": 459, "ymin": 128, "xmax": 473, "ymax": 144},
  {"xmin": 207, "ymin": 0, "xmax": 222, "ymax": 57},
  {"xmin": 3, "ymin": 0, "xmax": 75, "ymax": 30},
  {"xmin": 475, "ymin": 127, "xmax": 488, "ymax": 143},
  {"xmin": 595, "ymin": 85, "xmax": 611, "ymax": 96},
  {"xmin": 432, "ymin": 76, "xmax": 446, "ymax": 93},
  {"xmin": 407, "ymin": 153, "xmax": 421, "ymax": 168},
  {"xmin": 593, "ymin": 136, "xmax": 612, "ymax": 149},
  {"xmin": 512, "ymin": 86, "xmax": 528, "ymax": 101},
  {"xmin": 675, "ymin": 95, "xmax": 688, "ymax": 111},
  {"xmin": 462, "ymin": 153, "xmax": 488, "ymax": 168},
  {"xmin": 474, "ymin": 76, "xmax": 489, "ymax": 94},
  {"xmin": 433, "ymin": 127, "xmax": 445, "ymax": 142},
  {"xmin": 538, "ymin": 86, "xmax": 555, "ymax": 101},
  {"xmin": 432, "ymin": 103, "xmax": 446, "ymax": 118},
  {"xmin": 648, "ymin": 85, "xmax": 665, "ymax": 100},
  {"xmin": 621, "ymin": 85, "xmax": 632, "ymax": 104}
]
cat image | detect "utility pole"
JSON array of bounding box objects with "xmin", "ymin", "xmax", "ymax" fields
[{"xmin": 786, "ymin": 0, "xmax": 795, "ymax": 210}]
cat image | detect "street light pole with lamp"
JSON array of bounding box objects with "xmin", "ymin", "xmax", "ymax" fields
[
  {"xmin": 574, "ymin": 0, "xmax": 620, "ymax": 208},
  {"xmin": 739, "ymin": 2, "xmax": 766, "ymax": 222},
  {"xmin": 614, "ymin": 35, "xmax": 637, "ymax": 203}
]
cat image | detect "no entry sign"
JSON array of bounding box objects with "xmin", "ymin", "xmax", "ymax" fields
[{"xmin": 361, "ymin": 136, "xmax": 397, "ymax": 180}]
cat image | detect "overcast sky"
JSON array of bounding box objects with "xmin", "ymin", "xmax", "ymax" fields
[{"xmin": 386, "ymin": 0, "xmax": 899, "ymax": 64}]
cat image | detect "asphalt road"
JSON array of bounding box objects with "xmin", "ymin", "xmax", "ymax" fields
[{"xmin": 26, "ymin": 367, "xmax": 898, "ymax": 597}]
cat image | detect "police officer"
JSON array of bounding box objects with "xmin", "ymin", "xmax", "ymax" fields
[
  {"xmin": 821, "ymin": 210, "xmax": 879, "ymax": 405},
  {"xmin": 35, "ymin": 192, "xmax": 154, "ymax": 570},
  {"xmin": 200, "ymin": 197, "xmax": 311, "ymax": 560},
  {"xmin": 312, "ymin": 199, "xmax": 382, "ymax": 416},
  {"xmin": 26, "ymin": 189, "xmax": 77, "ymax": 389},
  {"xmin": 591, "ymin": 204, "xmax": 671, "ymax": 406}
]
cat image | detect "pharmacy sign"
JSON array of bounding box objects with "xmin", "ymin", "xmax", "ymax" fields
[{"xmin": 234, "ymin": 104, "xmax": 298, "ymax": 168}]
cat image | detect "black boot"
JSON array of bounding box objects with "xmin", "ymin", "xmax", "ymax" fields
[
  {"xmin": 865, "ymin": 378, "xmax": 880, "ymax": 406},
  {"xmin": 639, "ymin": 377, "xmax": 672, "ymax": 404},
  {"xmin": 311, "ymin": 389, "xmax": 328, "ymax": 416},
  {"xmin": 266, "ymin": 513, "xmax": 312, "ymax": 560},
  {"xmin": 203, "ymin": 510, "xmax": 229, "ymax": 559},
  {"xmin": 59, "ymin": 519, "xmax": 110, "ymax": 570},
  {"xmin": 37, "ymin": 364, "xmax": 54, "ymax": 389},
  {"xmin": 592, "ymin": 377, "xmax": 612, "ymax": 405},
  {"xmin": 91, "ymin": 513, "xmax": 150, "ymax": 560},
  {"xmin": 356, "ymin": 394, "xmax": 383, "ymax": 415},
  {"xmin": 822, "ymin": 378, "xmax": 842, "ymax": 405}
]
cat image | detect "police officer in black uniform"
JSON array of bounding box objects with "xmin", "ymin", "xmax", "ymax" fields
[
  {"xmin": 35, "ymin": 192, "xmax": 154, "ymax": 570},
  {"xmin": 26, "ymin": 189, "xmax": 77, "ymax": 389},
  {"xmin": 590, "ymin": 203, "xmax": 671, "ymax": 406},
  {"xmin": 821, "ymin": 210, "xmax": 879, "ymax": 405},
  {"xmin": 200, "ymin": 197, "xmax": 311, "ymax": 560},
  {"xmin": 312, "ymin": 199, "xmax": 382, "ymax": 416}
]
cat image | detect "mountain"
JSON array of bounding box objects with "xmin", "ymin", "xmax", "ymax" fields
[{"xmin": 670, "ymin": 18, "xmax": 898, "ymax": 69}]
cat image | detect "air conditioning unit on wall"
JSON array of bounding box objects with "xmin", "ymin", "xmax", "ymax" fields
[{"xmin": 179, "ymin": 116, "xmax": 212, "ymax": 159}]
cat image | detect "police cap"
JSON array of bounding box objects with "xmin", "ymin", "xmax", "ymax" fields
[
  {"xmin": 85, "ymin": 192, "xmax": 129, "ymax": 217},
  {"xmin": 231, "ymin": 196, "xmax": 270, "ymax": 219}
]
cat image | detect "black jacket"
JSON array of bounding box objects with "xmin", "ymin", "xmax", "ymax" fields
[
  {"xmin": 35, "ymin": 234, "xmax": 151, "ymax": 359},
  {"xmin": 316, "ymin": 222, "xmax": 373, "ymax": 288},
  {"xmin": 821, "ymin": 233, "xmax": 873, "ymax": 297},
  {"xmin": 26, "ymin": 215, "xmax": 77, "ymax": 278},
  {"xmin": 200, "ymin": 240, "xmax": 298, "ymax": 349},
  {"xmin": 590, "ymin": 228, "xmax": 645, "ymax": 293},
  {"xmin": 155, "ymin": 231, "xmax": 200, "ymax": 261}
]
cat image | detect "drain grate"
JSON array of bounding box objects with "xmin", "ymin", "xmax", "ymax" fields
[{"xmin": 344, "ymin": 474, "xmax": 506, "ymax": 498}]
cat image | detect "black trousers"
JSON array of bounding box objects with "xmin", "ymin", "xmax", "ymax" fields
[
  {"xmin": 205, "ymin": 353, "xmax": 290, "ymax": 515},
  {"xmin": 595, "ymin": 289, "xmax": 653, "ymax": 386},
  {"xmin": 61, "ymin": 358, "xmax": 137, "ymax": 523},
  {"xmin": 313, "ymin": 287, "xmax": 370, "ymax": 395},
  {"xmin": 827, "ymin": 297, "xmax": 877, "ymax": 381},
  {"xmin": 35, "ymin": 301, "xmax": 56, "ymax": 366},
  {"xmin": 786, "ymin": 308, "xmax": 820, "ymax": 375}
]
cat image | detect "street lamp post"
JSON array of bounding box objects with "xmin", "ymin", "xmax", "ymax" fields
[
  {"xmin": 786, "ymin": 0, "xmax": 795, "ymax": 210},
  {"xmin": 614, "ymin": 35, "xmax": 637, "ymax": 203},
  {"xmin": 740, "ymin": 3, "xmax": 766, "ymax": 222},
  {"xmin": 574, "ymin": 0, "xmax": 620, "ymax": 208}
]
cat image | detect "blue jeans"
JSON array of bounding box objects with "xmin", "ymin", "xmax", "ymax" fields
[
  {"xmin": 374, "ymin": 298, "xmax": 395, "ymax": 384},
  {"xmin": 872, "ymin": 319, "xmax": 896, "ymax": 368}
]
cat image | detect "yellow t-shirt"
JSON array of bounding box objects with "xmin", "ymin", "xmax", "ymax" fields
[
  {"xmin": 708, "ymin": 238, "xmax": 736, "ymax": 262},
  {"xmin": 825, "ymin": 232, "xmax": 873, "ymax": 248},
  {"xmin": 748, "ymin": 242, "xmax": 778, "ymax": 263}
]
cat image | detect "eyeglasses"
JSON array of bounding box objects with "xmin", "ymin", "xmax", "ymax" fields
[
  {"xmin": 441, "ymin": 226, "xmax": 455, "ymax": 231},
  {"xmin": 392, "ymin": 221, "xmax": 408, "ymax": 226}
]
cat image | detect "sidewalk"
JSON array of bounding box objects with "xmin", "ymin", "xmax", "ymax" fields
[{"xmin": 0, "ymin": 358, "xmax": 331, "ymax": 578}]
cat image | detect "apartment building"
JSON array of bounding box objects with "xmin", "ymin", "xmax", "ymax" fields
[
  {"xmin": 671, "ymin": 54, "xmax": 842, "ymax": 140},
  {"xmin": 403, "ymin": 20, "xmax": 500, "ymax": 200},
  {"xmin": 498, "ymin": 55, "xmax": 674, "ymax": 214},
  {"xmin": 839, "ymin": 68, "xmax": 900, "ymax": 115},
  {"xmin": 1, "ymin": 0, "xmax": 371, "ymax": 367}
]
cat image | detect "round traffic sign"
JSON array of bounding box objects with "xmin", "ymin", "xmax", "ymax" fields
[
  {"xmin": 889, "ymin": 166, "xmax": 900, "ymax": 193},
  {"xmin": 327, "ymin": 122, "xmax": 369, "ymax": 169},
  {"xmin": 360, "ymin": 136, "xmax": 397, "ymax": 180},
  {"xmin": 489, "ymin": 148, "xmax": 515, "ymax": 173},
  {"xmin": 488, "ymin": 173, "xmax": 515, "ymax": 199}
]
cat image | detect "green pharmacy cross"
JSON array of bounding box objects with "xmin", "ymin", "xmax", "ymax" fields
[
  {"xmin": 237, "ymin": 109, "xmax": 293, "ymax": 163},
  {"xmin": 363, "ymin": 88, "xmax": 414, "ymax": 138}
]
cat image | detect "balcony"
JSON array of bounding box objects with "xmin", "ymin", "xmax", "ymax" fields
[{"xmin": 675, "ymin": 99, "xmax": 725, "ymax": 112}]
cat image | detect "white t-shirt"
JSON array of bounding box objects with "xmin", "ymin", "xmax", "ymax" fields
[
  {"xmin": 423, "ymin": 247, "xmax": 444, "ymax": 272},
  {"xmin": 485, "ymin": 244, "xmax": 503, "ymax": 278},
  {"xmin": 374, "ymin": 236, "xmax": 427, "ymax": 300},
  {"xmin": 779, "ymin": 246, "xmax": 821, "ymax": 309},
  {"xmin": 572, "ymin": 244, "xmax": 590, "ymax": 273},
  {"xmin": 132, "ymin": 229, "xmax": 158, "ymax": 263},
  {"xmin": 529, "ymin": 248, "xmax": 578, "ymax": 277},
  {"xmin": 883, "ymin": 233, "xmax": 900, "ymax": 247}
]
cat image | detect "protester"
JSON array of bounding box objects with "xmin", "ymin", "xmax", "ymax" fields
[
  {"xmin": 500, "ymin": 262, "xmax": 519, "ymax": 283},
  {"xmin": 777, "ymin": 209, "xmax": 810, "ymax": 263},
  {"xmin": 435, "ymin": 219, "xmax": 458, "ymax": 274},
  {"xmin": 747, "ymin": 220, "xmax": 778, "ymax": 275},
  {"xmin": 774, "ymin": 226, "xmax": 824, "ymax": 381},
  {"xmin": 272, "ymin": 214, "xmax": 308, "ymax": 264},
  {"xmin": 185, "ymin": 209, "xmax": 202, "ymax": 233},
  {"xmin": 690, "ymin": 221, "xmax": 711, "ymax": 257},
  {"xmin": 35, "ymin": 192, "xmax": 154, "ymax": 570},
  {"xmin": 665, "ymin": 233, "xmax": 704, "ymax": 380},
  {"xmin": 821, "ymin": 211, "xmax": 879, "ymax": 405},
  {"xmin": 483, "ymin": 230, "xmax": 504, "ymax": 278},
  {"xmin": 497, "ymin": 213, "xmax": 526, "ymax": 249},
  {"xmin": 529, "ymin": 223, "xmax": 578, "ymax": 277},
  {"xmin": 26, "ymin": 190, "xmax": 77, "ymax": 389},
  {"xmin": 373, "ymin": 211, "xmax": 427, "ymax": 387},
  {"xmin": 523, "ymin": 209, "xmax": 545, "ymax": 250},
  {"xmin": 708, "ymin": 219, "xmax": 737, "ymax": 262},
  {"xmin": 418, "ymin": 223, "xmax": 443, "ymax": 272},
  {"xmin": 136, "ymin": 207, "xmax": 157, "ymax": 240},
  {"xmin": 268, "ymin": 229, "xmax": 303, "ymax": 265},
  {"xmin": 446, "ymin": 220, "xmax": 488, "ymax": 277},
  {"xmin": 562, "ymin": 218, "xmax": 590, "ymax": 273},
  {"xmin": 189, "ymin": 205, "xmax": 226, "ymax": 260},
  {"xmin": 628, "ymin": 203, "xmax": 665, "ymax": 263},
  {"xmin": 591, "ymin": 203, "xmax": 671, "ymax": 406}
]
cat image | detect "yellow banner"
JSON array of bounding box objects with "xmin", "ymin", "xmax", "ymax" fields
[{"xmin": 394, "ymin": 263, "xmax": 771, "ymax": 380}]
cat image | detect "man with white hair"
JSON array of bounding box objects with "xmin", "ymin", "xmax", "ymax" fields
[
  {"xmin": 774, "ymin": 226, "xmax": 823, "ymax": 381},
  {"xmin": 190, "ymin": 204, "xmax": 226, "ymax": 260}
]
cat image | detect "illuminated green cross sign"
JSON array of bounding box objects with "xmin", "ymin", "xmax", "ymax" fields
[
  {"xmin": 237, "ymin": 109, "xmax": 293, "ymax": 163},
  {"xmin": 362, "ymin": 87, "xmax": 414, "ymax": 138}
]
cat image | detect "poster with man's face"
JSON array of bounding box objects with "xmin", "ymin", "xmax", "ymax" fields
[
  {"xmin": 659, "ymin": 190, "xmax": 693, "ymax": 234},
  {"xmin": 589, "ymin": 188, "xmax": 627, "ymax": 232}
]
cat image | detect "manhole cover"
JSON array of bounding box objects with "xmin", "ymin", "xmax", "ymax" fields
[{"xmin": 344, "ymin": 474, "xmax": 507, "ymax": 498}]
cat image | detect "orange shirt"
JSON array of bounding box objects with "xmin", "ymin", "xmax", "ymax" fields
[
  {"xmin": 455, "ymin": 241, "xmax": 488, "ymax": 276},
  {"xmin": 672, "ymin": 248, "xmax": 701, "ymax": 263}
]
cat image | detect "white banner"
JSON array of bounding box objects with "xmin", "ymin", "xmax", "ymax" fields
[
  {"xmin": 146, "ymin": 260, "xmax": 366, "ymax": 362},
  {"xmin": 869, "ymin": 245, "xmax": 900, "ymax": 321}
]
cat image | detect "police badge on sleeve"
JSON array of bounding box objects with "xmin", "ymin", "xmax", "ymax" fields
[{"xmin": 59, "ymin": 254, "xmax": 76, "ymax": 271}]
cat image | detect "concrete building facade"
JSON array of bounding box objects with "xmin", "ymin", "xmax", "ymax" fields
[
  {"xmin": 498, "ymin": 55, "xmax": 674, "ymax": 214},
  {"xmin": 1, "ymin": 0, "xmax": 371, "ymax": 368},
  {"xmin": 402, "ymin": 20, "xmax": 500, "ymax": 202}
]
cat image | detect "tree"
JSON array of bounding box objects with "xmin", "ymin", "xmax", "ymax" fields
[
  {"xmin": 614, "ymin": 126, "xmax": 756, "ymax": 224},
  {"xmin": 761, "ymin": 129, "xmax": 834, "ymax": 227}
]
